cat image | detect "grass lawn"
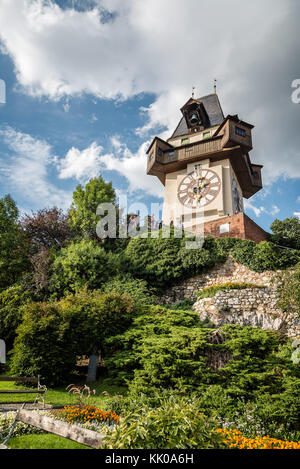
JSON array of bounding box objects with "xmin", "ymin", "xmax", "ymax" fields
[
  {"xmin": 0, "ymin": 376, "xmax": 126, "ymax": 407},
  {"xmin": 7, "ymin": 434, "xmax": 91, "ymax": 449},
  {"xmin": 0, "ymin": 374, "xmax": 125, "ymax": 449}
]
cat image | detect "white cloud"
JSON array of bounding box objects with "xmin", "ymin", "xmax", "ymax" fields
[
  {"xmin": 294, "ymin": 212, "xmax": 300, "ymax": 220},
  {"xmin": 0, "ymin": 126, "xmax": 72, "ymax": 209},
  {"xmin": 244, "ymin": 199, "xmax": 280, "ymax": 218},
  {"xmin": 57, "ymin": 136, "xmax": 164, "ymax": 198},
  {"xmin": 0, "ymin": 0, "xmax": 299, "ymax": 188},
  {"xmin": 99, "ymin": 138, "xmax": 164, "ymax": 198},
  {"xmin": 57, "ymin": 142, "xmax": 104, "ymax": 182}
]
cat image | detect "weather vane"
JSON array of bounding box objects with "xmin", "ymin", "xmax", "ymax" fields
[
  {"xmin": 192, "ymin": 86, "xmax": 195, "ymax": 98},
  {"xmin": 214, "ymin": 79, "xmax": 217, "ymax": 94}
]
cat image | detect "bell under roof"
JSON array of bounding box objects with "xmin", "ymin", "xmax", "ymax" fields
[{"xmin": 170, "ymin": 93, "xmax": 225, "ymax": 139}]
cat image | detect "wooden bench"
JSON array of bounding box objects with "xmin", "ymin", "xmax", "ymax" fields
[{"xmin": 0, "ymin": 376, "xmax": 47, "ymax": 407}]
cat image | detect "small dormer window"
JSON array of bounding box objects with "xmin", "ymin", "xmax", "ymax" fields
[
  {"xmin": 203, "ymin": 131, "xmax": 211, "ymax": 139},
  {"xmin": 181, "ymin": 138, "xmax": 189, "ymax": 145},
  {"xmin": 235, "ymin": 126, "xmax": 246, "ymax": 137}
]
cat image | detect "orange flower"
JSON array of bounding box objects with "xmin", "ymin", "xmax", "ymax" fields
[{"xmin": 217, "ymin": 429, "xmax": 300, "ymax": 450}]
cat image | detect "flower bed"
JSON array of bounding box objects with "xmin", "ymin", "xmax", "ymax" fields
[
  {"xmin": 217, "ymin": 428, "xmax": 300, "ymax": 449},
  {"xmin": 51, "ymin": 405, "xmax": 119, "ymax": 426}
]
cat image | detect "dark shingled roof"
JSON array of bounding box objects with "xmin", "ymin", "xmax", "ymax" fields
[{"xmin": 170, "ymin": 93, "xmax": 225, "ymax": 139}]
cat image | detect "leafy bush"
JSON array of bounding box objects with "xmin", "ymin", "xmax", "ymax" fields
[
  {"xmin": 196, "ymin": 282, "xmax": 265, "ymax": 299},
  {"xmin": 10, "ymin": 290, "xmax": 134, "ymax": 386},
  {"xmin": 102, "ymin": 394, "xmax": 225, "ymax": 449},
  {"xmin": 49, "ymin": 239, "xmax": 120, "ymax": 297},
  {"xmin": 122, "ymin": 234, "xmax": 300, "ymax": 290},
  {"xmin": 276, "ymin": 262, "xmax": 300, "ymax": 317},
  {"xmin": 0, "ymin": 284, "xmax": 31, "ymax": 349},
  {"xmin": 101, "ymin": 275, "xmax": 157, "ymax": 311},
  {"xmin": 104, "ymin": 305, "xmax": 201, "ymax": 386},
  {"xmin": 123, "ymin": 235, "xmax": 222, "ymax": 290},
  {"xmin": 231, "ymin": 240, "xmax": 300, "ymax": 272},
  {"xmin": 105, "ymin": 305, "xmax": 296, "ymax": 402}
]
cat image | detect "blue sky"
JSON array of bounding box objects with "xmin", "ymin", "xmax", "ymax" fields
[{"xmin": 0, "ymin": 0, "xmax": 299, "ymax": 233}]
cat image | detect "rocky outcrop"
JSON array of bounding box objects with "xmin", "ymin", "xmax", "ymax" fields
[{"xmin": 193, "ymin": 288, "xmax": 300, "ymax": 338}]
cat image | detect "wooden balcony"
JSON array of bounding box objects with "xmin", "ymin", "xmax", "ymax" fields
[{"xmin": 146, "ymin": 133, "xmax": 262, "ymax": 198}]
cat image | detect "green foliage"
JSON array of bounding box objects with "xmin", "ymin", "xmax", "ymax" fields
[
  {"xmin": 124, "ymin": 236, "xmax": 183, "ymax": 289},
  {"xmin": 0, "ymin": 411, "xmax": 44, "ymax": 439},
  {"xmin": 231, "ymin": 240, "xmax": 300, "ymax": 272},
  {"xmin": 104, "ymin": 306, "xmax": 200, "ymax": 385},
  {"xmin": 123, "ymin": 235, "xmax": 222, "ymax": 290},
  {"xmin": 0, "ymin": 195, "xmax": 29, "ymax": 290},
  {"xmin": 0, "ymin": 284, "xmax": 31, "ymax": 349},
  {"xmin": 69, "ymin": 176, "xmax": 115, "ymax": 239},
  {"xmin": 196, "ymin": 282, "xmax": 265, "ymax": 299},
  {"xmin": 105, "ymin": 306, "xmax": 298, "ymax": 403},
  {"xmin": 276, "ymin": 262, "xmax": 300, "ymax": 317},
  {"xmin": 10, "ymin": 290, "xmax": 134, "ymax": 386},
  {"xmin": 101, "ymin": 275, "xmax": 157, "ymax": 311},
  {"xmin": 49, "ymin": 239, "xmax": 120, "ymax": 297},
  {"xmin": 122, "ymin": 235, "xmax": 299, "ymax": 290},
  {"xmin": 271, "ymin": 217, "xmax": 300, "ymax": 250},
  {"xmin": 102, "ymin": 394, "xmax": 225, "ymax": 449},
  {"xmin": 162, "ymin": 299, "xmax": 194, "ymax": 311}
]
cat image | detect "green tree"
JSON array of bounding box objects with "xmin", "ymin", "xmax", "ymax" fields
[
  {"xmin": 270, "ymin": 217, "xmax": 300, "ymax": 250},
  {"xmin": 69, "ymin": 176, "xmax": 116, "ymax": 239},
  {"xmin": 0, "ymin": 195, "xmax": 29, "ymax": 290},
  {"xmin": 49, "ymin": 239, "xmax": 120, "ymax": 297},
  {"xmin": 11, "ymin": 290, "xmax": 134, "ymax": 385},
  {"xmin": 0, "ymin": 284, "xmax": 31, "ymax": 349}
]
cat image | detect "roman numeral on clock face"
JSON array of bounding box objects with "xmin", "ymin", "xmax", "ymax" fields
[{"xmin": 178, "ymin": 168, "xmax": 221, "ymax": 207}]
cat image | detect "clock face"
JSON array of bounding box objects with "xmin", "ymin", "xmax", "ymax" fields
[{"xmin": 177, "ymin": 168, "xmax": 221, "ymax": 208}]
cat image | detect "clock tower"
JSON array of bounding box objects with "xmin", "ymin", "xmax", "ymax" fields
[{"xmin": 146, "ymin": 93, "xmax": 268, "ymax": 243}]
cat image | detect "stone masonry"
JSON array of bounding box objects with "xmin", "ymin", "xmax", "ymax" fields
[
  {"xmin": 159, "ymin": 257, "xmax": 276, "ymax": 304},
  {"xmin": 159, "ymin": 257, "xmax": 299, "ymax": 337},
  {"xmin": 193, "ymin": 288, "xmax": 300, "ymax": 338}
]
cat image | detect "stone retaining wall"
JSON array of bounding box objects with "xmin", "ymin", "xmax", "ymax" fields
[
  {"xmin": 192, "ymin": 288, "xmax": 300, "ymax": 338},
  {"xmin": 159, "ymin": 257, "xmax": 277, "ymax": 304}
]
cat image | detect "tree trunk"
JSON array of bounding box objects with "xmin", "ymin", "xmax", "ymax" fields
[{"xmin": 87, "ymin": 345, "xmax": 99, "ymax": 383}]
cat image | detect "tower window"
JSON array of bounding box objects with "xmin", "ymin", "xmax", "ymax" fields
[
  {"xmin": 169, "ymin": 151, "xmax": 175, "ymax": 157},
  {"xmin": 149, "ymin": 151, "xmax": 154, "ymax": 160},
  {"xmin": 181, "ymin": 138, "xmax": 189, "ymax": 145},
  {"xmin": 157, "ymin": 147, "xmax": 163, "ymax": 155},
  {"xmin": 253, "ymin": 171, "xmax": 259, "ymax": 180},
  {"xmin": 235, "ymin": 126, "xmax": 246, "ymax": 137}
]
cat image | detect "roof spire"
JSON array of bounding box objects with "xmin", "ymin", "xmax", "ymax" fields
[
  {"xmin": 192, "ymin": 86, "xmax": 195, "ymax": 99},
  {"xmin": 214, "ymin": 79, "xmax": 217, "ymax": 94}
]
